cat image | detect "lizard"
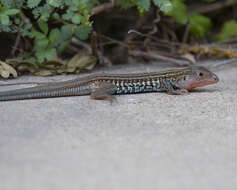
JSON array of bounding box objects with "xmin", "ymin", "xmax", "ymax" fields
[{"xmin": 0, "ymin": 66, "xmax": 219, "ymax": 102}]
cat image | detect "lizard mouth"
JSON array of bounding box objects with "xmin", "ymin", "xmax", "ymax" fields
[{"xmin": 187, "ymin": 74, "xmax": 219, "ymax": 90}]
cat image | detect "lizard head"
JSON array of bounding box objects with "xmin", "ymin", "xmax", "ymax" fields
[{"xmin": 176, "ymin": 66, "xmax": 219, "ymax": 91}]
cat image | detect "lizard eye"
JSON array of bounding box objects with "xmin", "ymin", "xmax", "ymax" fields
[{"xmin": 199, "ymin": 72, "xmax": 203, "ymax": 77}]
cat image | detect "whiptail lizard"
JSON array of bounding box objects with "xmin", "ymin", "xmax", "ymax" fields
[{"xmin": 0, "ymin": 66, "xmax": 219, "ymax": 102}]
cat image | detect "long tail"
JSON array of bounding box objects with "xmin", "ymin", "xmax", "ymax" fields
[{"xmin": 0, "ymin": 82, "xmax": 90, "ymax": 101}]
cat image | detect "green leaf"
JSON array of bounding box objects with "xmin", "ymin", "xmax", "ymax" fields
[
  {"xmin": 215, "ymin": 20, "xmax": 237, "ymax": 41},
  {"xmin": 35, "ymin": 47, "xmax": 57, "ymax": 63},
  {"xmin": 120, "ymin": 0, "xmax": 135, "ymax": 9},
  {"xmin": 61, "ymin": 24, "xmax": 73, "ymax": 39},
  {"xmin": 153, "ymin": 0, "xmax": 173, "ymax": 13},
  {"xmin": 62, "ymin": 10, "xmax": 74, "ymax": 20},
  {"xmin": 1, "ymin": 0, "xmax": 24, "ymax": 9},
  {"xmin": 29, "ymin": 31, "xmax": 45, "ymax": 39},
  {"xmin": 45, "ymin": 48, "xmax": 57, "ymax": 60},
  {"xmin": 75, "ymin": 26, "xmax": 92, "ymax": 40},
  {"xmin": 14, "ymin": 17, "xmax": 20, "ymax": 24},
  {"xmin": 72, "ymin": 0, "xmax": 80, "ymax": 7},
  {"xmin": 47, "ymin": 0, "xmax": 64, "ymax": 8},
  {"xmin": 33, "ymin": 4, "xmax": 53, "ymax": 21},
  {"xmin": 136, "ymin": 0, "xmax": 150, "ymax": 14},
  {"xmin": 35, "ymin": 50, "xmax": 46, "ymax": 63},
  {"xmin": 72, "ymin": 14, "xmax": 81, "ymax": 24},
  {"xmin": 57, "ymin": 40, "xmax": 70, "ymax": 53},
  {"xmin": 0, "ymin": 14, "xmax": 9, "ymax": 25},
  {"xmin": 52, "ymin": 12, "xmax": 60, "ymax": 18},
  {"xmin": 38, "ymin": 20, "xmax": 48, "ymax": 35},
  {"xmin": 34, "ymin": 38, "xmax": 49, "ymax": 50},
  {"xmin": 189, "ymin": 13, "xmax": 212, "ymax": 37},
  {"xmin": 27, "ymin": 0, "xmax": 42, "ymax": 8},
  {"xmin": 165, "ymin": 0, "xmax": 188, "ymax": 24},
  {"xmin": 49, "ymin": 28, "xmax": 60, "ymax": 42},
  {"xmin": 4, "ymin": 9, "xmax": 19, "ymax": 15}
]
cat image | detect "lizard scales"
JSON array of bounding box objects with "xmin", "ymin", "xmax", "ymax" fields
[{"xmin": 0, "ymin": 66, "xmax": 219, "ymax": 101}]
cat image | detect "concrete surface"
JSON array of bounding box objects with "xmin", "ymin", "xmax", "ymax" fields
[{"xmin": 0, "ymin": 63, "xmax": 237, "ymax": 190}]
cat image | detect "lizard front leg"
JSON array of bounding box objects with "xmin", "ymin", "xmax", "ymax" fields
[
  {"xmin": 89, "ymin": 81, "xmax": 118, "ymax": 103},
  {"xmin": 164, "ymin": 80, "xmax": 188, "ymax": 95}
]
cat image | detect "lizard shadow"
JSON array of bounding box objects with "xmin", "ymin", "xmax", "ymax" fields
[{"xmin": 189, "ymin": 88, "xmax": 220, "ymax": 94}]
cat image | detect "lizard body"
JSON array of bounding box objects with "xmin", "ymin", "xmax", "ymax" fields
[{"xmin": 0, "ymin": 66, "xmax": 219, "ymax": 102}]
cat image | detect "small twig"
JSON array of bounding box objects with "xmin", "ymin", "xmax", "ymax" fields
[
  {"xmin": 233, "ymin": 3, "xmax": 237, "ymax": 19},
  {"xmin": 67, "ymin": 45, "xmax": 80, "ymax": 53},
  {"xmin": 211, "ymin": 58, "xmax": 237, "ymax": 68},
  {"xmin": 99, "ymin": 41, "xmax": 121, "ymax": 46},
  {"xmin": 164, "ymin": 25, "xmax": 178, "ymax": 42},
  {"xmin": 99, "ymin": 34, "xmax": 129, "ymax": 48},
  {"xmin": 125, "ymin": 10, "xmax": 154, "ymax": 43},
  {"xmin": 91, "ymin": 32, "xmax": 99, "ymax": 58},
  {"xmin": 71, "ymin": 37, "xmax": 92, "ymax": 53},
  {"xmin": 11, "ymin": 32, "xmax": 21, "ymax": 57},
  {"xmin": 129, "ymin": 50, "xmax": 190, "ymax": 66},
  {"xmin": 182, "ymin": 22, "xmax": 190, "ymax": 43},
  {"xmin": 188, "ymin": 0, "xmax": 237, "ymax": 14},
  {"xmin": 208, "ymin": 37, "xmax": 237, "ymax": 47},
  {"xmin": 130, "ymin": 41, "xmax": 175, "ymax": 51},
  {"xmin": 91, "ymin": 2, "xmax": 121, "ymax": 15},
  {"xmin": 128, "ymin": 30, "xmax": 183, "ymax": 47},
  {"xmin": 128, "ymin": 30, "xmax": 158, "ymax": 43}
]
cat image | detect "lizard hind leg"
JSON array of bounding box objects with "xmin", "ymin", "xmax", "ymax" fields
[{"xmin": 89, "ymin": 81, "xmax": 118, "ymax": 103}]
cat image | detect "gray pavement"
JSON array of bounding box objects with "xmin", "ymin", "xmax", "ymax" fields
[{"xmin": 0, "ymin": 63, "xmax": 237, "ymax": 190}]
